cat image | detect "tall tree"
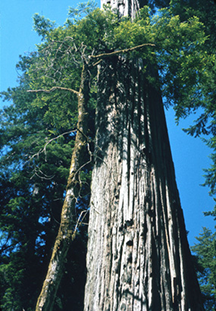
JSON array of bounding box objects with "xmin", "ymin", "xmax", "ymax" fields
[
  {"xmin": 84, "ymin": 1, "xmax": 206, "ymax": 310},
  {"xmin": 1, "ymin": 2, "xmax": 214, "ymax": 309},
  {"xmin": 32, "ymin": 4, "xmax": 212, "ymax": 309}
]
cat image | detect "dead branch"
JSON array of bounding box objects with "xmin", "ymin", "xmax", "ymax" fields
[
  {"xmin": 72, "ymin": 209, "xmax": 89, "ymax": 240},
  {"xmin": 76, "ymin": 127, "xmax": 90, "ymax": 142},
  {"xmin": 27, "ymin": 86, "xmax": 79, "ymax": 95},
  {"xmin": 30, "ymin": 166, "xmax": 55, "ymax": 181},
  {"xmin": 74, "ymin": 142, "xmax": 93, "ymax": 183},
  {"xmin": 92, "ymin": 42, "xmax": 155, "ymax": 59},
  {"xmin": 24, "ymin": 129, "xmax": 76, "ymax": 166}
]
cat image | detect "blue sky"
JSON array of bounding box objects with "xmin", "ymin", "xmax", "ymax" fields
[{"xmin": 0, "ymin": 0, "xmax": 215, "ymax": 246}]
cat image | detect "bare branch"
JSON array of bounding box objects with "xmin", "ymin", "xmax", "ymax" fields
[
  {"xmin": 74, "ymin": 143, "xmax": 93, "ymax": 181},
  {"xmin": 76, "ymin": 127, "xmax": 90, "ymax": 142},
  {"xmin": 27, "ymin": 86, "xmax": 79, "ymax": 95},
  {"xmin": 92, "ymin": 59, "xmax": 103, "ymax": 67},
  {"xmin": 92, "ymin": 43, "xmax": 155, "ymax": 59},
  {"xmin": 72, "ymin": 209, "xmax": 89, "ymax": 240},
  {"xmin": 30, "ymin": 166, "xmax": 55, "ymax": 181},
  {"xmin": 24, "ymin": 130, "xmax": 76, "ymax": 166}
]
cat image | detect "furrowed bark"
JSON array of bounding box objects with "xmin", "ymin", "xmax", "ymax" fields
[
  {"xmin": 84, "ymin": 57, "xmax": 204, "ymax": 310},
  {"xmin": 35, "ymin": 64, "xmax": 90, "ymax": 311}
]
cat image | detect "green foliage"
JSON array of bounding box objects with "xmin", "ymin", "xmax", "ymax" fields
[
  {"xmin": 0, "ymin": 85, "xmax": 73, "ymax": 309},
  {"xmin": 202, "ymin": 138, "xmax": 216, "ymax": 196},
  {"xmin": 67, "ymin": 1, "xmax": 98, "ymax": 24},
  {"xmin": 0, "ymin": 30, "xmax": 92, "ymax": 309},
  {"xmin": 191, "ymin": 228, "xmax": 216, "ymax": 311},
  {"xmin": 33, "ymin": 13, "xmax": 56, "ymax": 40},
  {"xmin": 204, "ymin": 205, "xmax": 216, "ymax": 221},
  {"xmin": 154, "ymin": 0, "xmax": 216, "ymax": 219}
]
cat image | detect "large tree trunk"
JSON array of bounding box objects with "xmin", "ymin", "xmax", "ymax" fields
[
  {"xmin": 101, "ymin": 0, "xmax": 146, "ymax": 19},
  {"xmin": 84, "ymin": 57, "xmax": 204, "ymax": 310}
]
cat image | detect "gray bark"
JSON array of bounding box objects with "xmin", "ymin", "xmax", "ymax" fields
[
  {"xmin": 84, "ymin": 57, "xmax": 203, "ymax": 310},
  {"xmin": 101, "ymin": 0, "xmax": 142, "ymax": 19}
]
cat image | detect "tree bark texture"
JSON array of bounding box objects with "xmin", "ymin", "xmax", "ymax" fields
[
  {"xmin": 84, "ymin": 57, "xmax": 204, "ymax": 310},
  {"xmin": 36, "ymin": 65, "xmax": 90, "ymax": 311},
  {"xmin": 101, "ymin": 0, "xmax": 145, "ymax": 19}
]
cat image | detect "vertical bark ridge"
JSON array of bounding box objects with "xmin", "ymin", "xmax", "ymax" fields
[{"xmin": 84, "ymin": 58, "xmax": 203, "ymax": 310}]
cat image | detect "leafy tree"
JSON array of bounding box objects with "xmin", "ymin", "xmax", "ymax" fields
[
  {"xmin": 0, "ymin": 48, "xmax": 92, "ymax": 309},
  {"xmin": 191, "ymin": 227, "xmax": 216, "ymax": 311}
]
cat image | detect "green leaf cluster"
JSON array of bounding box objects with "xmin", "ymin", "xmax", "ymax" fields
[
  {"xmin": 191, "ymin": 227, "xmax": 216, "ymax": 311},
  {"xmin": 154, "ymin": 0, "xmax": 216, "ymax": 227}
]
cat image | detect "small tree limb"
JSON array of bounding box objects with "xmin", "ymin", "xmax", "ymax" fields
[
  {"xmin": 27, "ymin": 86, "xmax": 79, "ymax": 95},
  {"xmin": 23, "ymin": 130, "xmax": 77, "ymax": 167},
  {"xmin": 92, "ymin": 42, "xmax": 155, "ymax": 59}
]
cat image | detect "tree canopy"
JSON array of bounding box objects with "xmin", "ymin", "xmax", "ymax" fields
[{"xmin": 191, "ymin": 227, "xmax": 216, "ymax": 311}]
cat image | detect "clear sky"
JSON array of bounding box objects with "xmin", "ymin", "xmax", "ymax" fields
[{"xmin": 0, "ymin": 0, "xmax": 215, "ymax": 246}]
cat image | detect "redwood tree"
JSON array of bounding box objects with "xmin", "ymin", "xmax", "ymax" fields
[
  {"xmin": 84, "ymin": 57, "xmax": 204, "ymax": 311},
  {"xmin": 83, "ymin": 1, "xmax": 204, "ymax": 310},
  {"xmin": 2, "ymin": 2, "xmax": 212, "ymax": 309}
]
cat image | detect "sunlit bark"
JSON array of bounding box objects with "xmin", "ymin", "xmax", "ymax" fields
[
  {"xmin": 84, "ymin": 57, "xmax": 204, "ymax": 310},
  {"xmin": 101, "ymin": 0, "xmax": 143, "ymax": 19}
]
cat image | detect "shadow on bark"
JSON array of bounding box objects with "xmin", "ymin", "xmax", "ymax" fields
[{"xmin": 84, "ymin": 56, "xmax": 204, "ymax": 310}]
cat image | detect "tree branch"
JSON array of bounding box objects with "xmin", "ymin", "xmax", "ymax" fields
[
  {"xmin": 92, "ymin": 43, "xmax": 155, "ymax": 59},
  {"xmin": 24, "ymin": 130, "xmax": 76, "ymax": 167},
  {"xmin": 27, "ymin": 86, "xmax": 79, "ymax": 95},
  {"xmin": 71, "ymin": 209, "xmax": 89, "ymax": 240}
]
